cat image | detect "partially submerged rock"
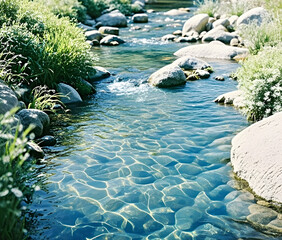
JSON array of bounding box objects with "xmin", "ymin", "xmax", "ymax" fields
[
  {"xmin": 172, "ymin": 56, "xmax": 211, "ymax": 70},
  {"xmin": 100, "ymin": 35, "xmax": 125, "ymax": 46},
  {"xmin": 214, "ymin": 90, "xmax": 243, "ymax": 106},
  {"xmin": 174, "ymin": 41, "xmax": 249, "ymax": 60},
  {"xmin": 85, "ymin": 30, "xmax": 103, "ymax": 41},
  {"xmin": 0, "ymin": 81, "xmax": 18, "ymax": 115},
  {"xmin": 96, "ymin": 10, "xmax": 127, "ymax": 27},
  {"xmin": 231, "ymin": 112, "xmax": 282, "ymax": 203},
  {"xmin": 99, "ymin": 26, "xmax": 119, "ymax": 36},
  {"xmin": 16, "ymin": 109, "xmax": 50, "ymax": 138},
  {"xmin": 57, "ymin": 83, "xmax": 82, "ymax": 104},
  {"xmin": 132, "ymin": 13, "xmax": 148, "ymax": 23},
  {"xmin": 148, "ymin": 64, "xmax": 186, "ymax": 88},
  {"xmin": 182, "ymin": 14, "xmax": 209, "ymax": 36},
  {"xmin": 88, "ymin": 66, "xmax": 111, "ymax": 82},
  {"xmin": 161, "ymin": 34, "xmax": 177, "ymax": 42},
  {"xmin": 164, "ymin": 9, "xmax": 190, "ymax": 16}
]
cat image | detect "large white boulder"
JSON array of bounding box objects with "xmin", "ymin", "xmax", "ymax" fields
[
  {"xmin": 148, "ymin": 64, "xmax": 186, "ymax": 88},
  {"xmin": 174, "ymin": 41, "xmax": 249, "ymax": 60},
  {"xmin": 231, "ymin": 112, "xmax": 282, "ymax": 203},
  {"xmin": 96, "ymin": 10, "xmax": 127, "ymax": 27},
  {"xmin": 237, "ymin": 7, "xmax": 269, "ymax": 26},
  {"xmin": 182, "ymin": 14, "xmax": 209, "ymax": 36}
]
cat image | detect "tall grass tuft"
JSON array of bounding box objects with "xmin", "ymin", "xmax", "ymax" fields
[
  {"xmin": 0, "ymin": 110, "xmax": 40, "ymax": 240},
  {"xmin": 0, "ymin": 0, "xmax": 95, "ymax": 91},
  {"xmin": 239, "ymin": 15, "xmax": 282, "ymax": 55}
]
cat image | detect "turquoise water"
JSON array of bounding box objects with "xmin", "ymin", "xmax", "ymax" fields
[{"xmin": 31, "ymin": 4, "xmax": 282, "ymax": 240}]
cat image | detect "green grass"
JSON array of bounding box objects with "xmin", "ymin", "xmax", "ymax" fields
[
  {"xmin": 238, "ymin": 14, "xmax": 281, "ymax": 55},
  {"xmin": 0, "ymin": 0, "xmax": 95, "ymax": 94}
]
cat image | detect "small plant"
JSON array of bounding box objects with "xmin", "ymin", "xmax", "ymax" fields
[
  {"xmin": 0, "ymin": 109, "xmax": 39, "ymax": 240},
  {"xmin": 236, "ymin": 46, "xmax": 282, "ymax": 121},
  {"xmin": 28, "ymin": 85, "xmax": 67, "ymax": 113},
  {"xmin": 195, "ymin": 0, "xmax": 219, "ymax": 17}
]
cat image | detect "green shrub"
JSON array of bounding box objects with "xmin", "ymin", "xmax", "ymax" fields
[
  {"xmin": 239, "ymin": 16, "xmax": 282, "ymax": 55},
  {"xmin": 0, "ymin": 0, "xmax": 95, "ymax": 92},
  {"xmin": 236, "ymin": 46, "xmax": 282, "ymax": 121},
  {"xmin": 79, "ymin": 0, "xmax": 107, "ymax": 18},
  {"xmin": 0, "ymin": 0, "xmax": 19, "ymax": 26},
  {"xmin": 0, "ymin": 110, "xmax": 39, "ymax": 240}
]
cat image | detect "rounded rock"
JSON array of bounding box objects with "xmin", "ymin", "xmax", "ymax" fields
[{"xmin": 148, "ymin": 64, "xmax": 186, "ymax": 88}]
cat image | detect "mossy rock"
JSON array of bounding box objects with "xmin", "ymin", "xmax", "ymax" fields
[{"xmin": 72, "ymin": 78, "xmax": 96, "ymax": 98}]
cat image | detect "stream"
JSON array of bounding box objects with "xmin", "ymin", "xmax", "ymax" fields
[{"xmin": 30, "ymin": 2, "xmax": 282, "ymax": 240}]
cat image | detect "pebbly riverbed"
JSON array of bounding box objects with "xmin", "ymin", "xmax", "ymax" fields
[{"xmin": 30, "ymin": 2, "xmax": 282, "ymax": 240}]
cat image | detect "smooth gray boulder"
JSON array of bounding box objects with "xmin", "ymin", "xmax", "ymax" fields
[
  {"xmin": 96, "ymin": 10, "xmax": 127, "ymax": 27},
  {"xmin": 0, "ymin": 81, "xmax": 18, "ymax": 115},
  {"xmin": 88, "ymin": 66, "xmax": 111, "ymax": 81},
  {"xmin": 132, "ymin": 13, "xmax": 148, "ymax": 23},
  {"xmin": 229, "ymin": 15, "xmax": 239, "ymax": 26},
  {"xmin": 78, "ymin": 23, "xmax": 95, "ymax": 31},
  {"xmin": 16, "ymin": 109, "xmax": 50, "ymax": 138},
  {"xmin": 231, "ymin": 112, "xmax": 282, "ymax": 203},
  {"xmin": 57, "ymin": 83, "xmax": 82, "ymax": 104},
  {"xmin": 100, "ymin": 35, "xmax": 125, "ymax": 46},
  {"xmin": 237, "ymin": 7, "xmax": 269, "ymax": 26},
  {"xmin": 85, "ymin": 30, "xmax": 103, "ymax": 41},
  {"xmin": 174, "ymin": 41, "xmax": 249, "ymax": 60},
  {"xmin": 202, "ymin": 26, "xmax": 238, "ymax": 44},
  {"xmin": 84, "ymin": 19, "xmax": 96, "ymax": 27},
  {"xmin": 172, "ymin": 56, "xmax": 211, "ymax": 70},
  {"xmin": 99, "ymin": 26, "xmax": 119, "ymax": 36},
  {"xmin": 182, "ymin": 14, "xmax": 209, "ymax": 36},
  {"xmin": 148, "ymin": 64, "xmax": 186, "ymax": 88},
  {"xmin": 212, "ymin": 18, "xmax": 230, "ymax": 28}
]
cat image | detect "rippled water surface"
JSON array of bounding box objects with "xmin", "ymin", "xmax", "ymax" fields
[{"xmin": 31, "ymin": 2, "xmax": 282, "ymax": 240}]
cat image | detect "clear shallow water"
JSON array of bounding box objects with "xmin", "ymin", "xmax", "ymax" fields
[{"xmin": 31, "ymin": 4, "xmax": 282, "ymax": 240}]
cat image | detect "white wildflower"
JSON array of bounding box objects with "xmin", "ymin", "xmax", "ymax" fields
[
  {"xmin": 0, "ymin": 189, "xmax": 9, "ymax": 197},
  {"xmin": 11, "ymin": 188, "xmax": 23, "ymax": 198}
]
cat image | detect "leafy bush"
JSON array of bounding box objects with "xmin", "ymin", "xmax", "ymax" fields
[
  {"xmin": 236, "ymin": 46, "xmax": 282, "ymax": 121},
  {"xmin": 0, "ymin": 0, "xmax": 95, "ymax": 92},
  {"xmin": 79, "ymin": 0, "xmax": 107, "ymax": 18},
  {"xmin": 0, "ymin": 110, "xmax": 39, "ymax": 240}
]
